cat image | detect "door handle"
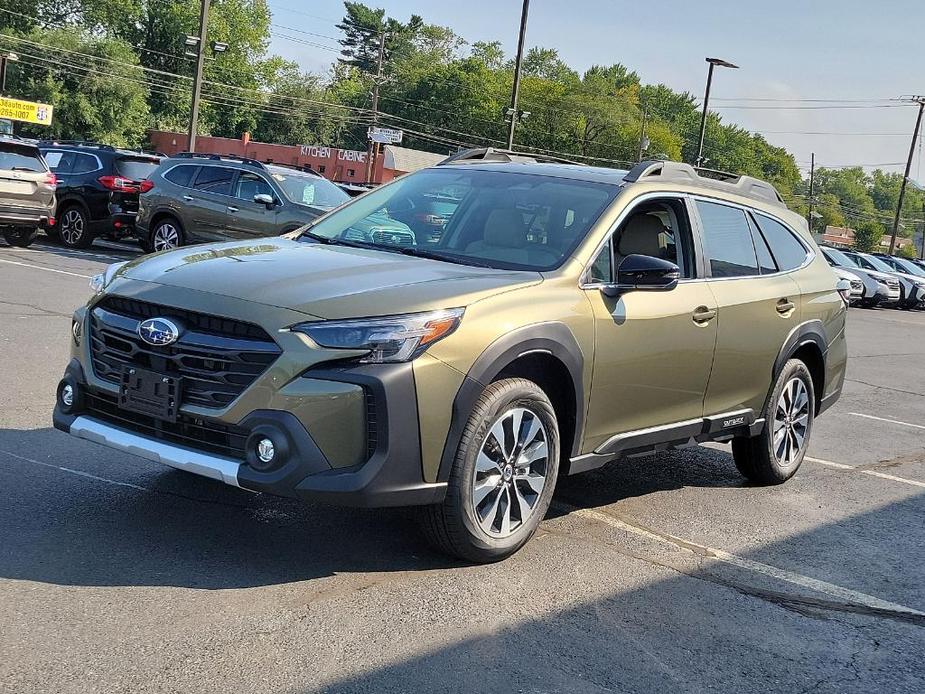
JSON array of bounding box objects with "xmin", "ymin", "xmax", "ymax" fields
[
  {"xmin": 226, "ymin": 205, "xmax": 239, "ymax": 213},
  {"xmin": 692, "ymin": 306, "xmax": 717, "ymax": 324},
  {"xmin": 776, "ymin": 299, "xmax": 796, "ymax": 315},
  {"xmin": 182, "ymin": 195, "xmax": 193, "ymax": 201}
]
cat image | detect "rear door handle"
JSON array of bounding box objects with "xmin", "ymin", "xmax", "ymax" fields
[
  {"xmin": 182, "ymin": 195, "xmax": 193, "ymax": 201},
  {"xmin": 227, "ymin": 205, "xmax": 239, "ymax": 213},
  {"xmin": 692, "ymin": 306, "xmax": 717, "ymax": 324},
  {"xmin": 776, "ymin": 299, "xmax": 796, "ymax": 315}
]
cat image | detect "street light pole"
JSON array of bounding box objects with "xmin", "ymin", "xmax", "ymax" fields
[
  {"xmin": 506, "ymin": 0, "xmax": 530, "ymax": 150},
  {"xmin": 695, "ymin": 57, "xmax": 738, "ymax": 168},
  {"xmin": 889, "ymin": 96, "xmax": 925, "ymax": 255},
  {"xmin": 0, "ymin": 52, "xmax": 19, "ymax": 95},
  {"xmin": 636, "ymin": 103, "xmax": 649, "ymax": 162},
  {"xmin": 187, "ymin": 0, "xmax": 210, "ymax": 153},
  {"xmin": 807, "ymin": 152, "xmax": 816, "ymax": 232}
]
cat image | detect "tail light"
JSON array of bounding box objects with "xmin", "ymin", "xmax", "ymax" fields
[
  {"xmin": 98, "ymin": 175, "xmax": 140, "ymax": 192},
  {"xmin": 44, "ymin": 172, "xmax": 57, "ymax": 189},
  {"xmin": 138, "ymin": 179, "xmax": 155, "ymax": 193}
]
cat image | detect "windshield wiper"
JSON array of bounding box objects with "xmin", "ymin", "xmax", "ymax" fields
[{"xmin": 398, "ymin": 246, "xmax": 494, "ymax": 268}]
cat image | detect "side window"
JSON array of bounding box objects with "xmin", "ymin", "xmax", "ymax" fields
[
  {"xmin": 234, "ymin": 171, "xmax": 274, "ymax": 201},
  {"xmin": 44, "ymin": 151, "xmax": 75, "ymax": 173},
  {"xmin": 164, "ymin": 164, "xmax": 196, "ymax": 188},
  {"xmin": 612, "ymin": 198, "xmax": 695, "ymax": 278},
  {"xmin": 193, "ymin": 166, "xmax": 235, "ymax": 195},
  {"xmin": 748, "ymin": 215, "xmax": 777, "ymax": 274},
  {"xmin": 71, "ymin": 153, "xmax": 99, "ymax": 174},
  {"xmin": 696, "ymin": 200, "xmax": 759, "ymax": 278},
  {"xmin": 753, "ymin": 213, "xmax": 809, "ymax": 271}
]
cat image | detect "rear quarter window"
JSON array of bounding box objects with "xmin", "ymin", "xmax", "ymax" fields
[
  {"xmin": 71, "ymin": 153, "xmax": 100, "ymax": 174},
  {"xmin": 753, "ymin": 213, "xmax": 809, "ymax": 271}
]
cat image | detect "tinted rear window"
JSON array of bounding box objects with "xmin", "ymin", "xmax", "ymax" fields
[
  {"xmin": 71, "ymin": 153, "xmax": 99, "ymax": 174},
  {"xmin": 0, "ymin": 145, "xmax": 45, "ymax": 172},
  {"xmin": 116, "ymin": 158, "xmax": 159, "ymax": 181},
  {"xmin": 697, "ymin": 200, "xmax": 759, "ymax": 277}
]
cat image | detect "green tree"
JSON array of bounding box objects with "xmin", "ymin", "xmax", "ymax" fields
[
  {"xmin": 336, "ymin": 2, "xmax": 423, "ymax": 73},
  {"xmin": 853, "ymin": 221, "xmax": 882, "ymax": 252}
]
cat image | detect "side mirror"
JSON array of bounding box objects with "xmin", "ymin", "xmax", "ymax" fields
[
  {"xmin": 254, "ymin": 193, "xmax": 275, "ymax": 208},
  {"xmin": 835, "ymin": 278, "xmax": 852, "ymax": 306},
  {"xmin": 602, "ymin": 254, "xmax": 680, "ymax": 297}
]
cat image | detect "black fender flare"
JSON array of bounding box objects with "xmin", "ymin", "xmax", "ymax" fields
[
  {"xmin": 770, "ymin": 319, "xmax": 828, "ymax": 405},
  {"xmin": 436, "ymin": 322, "xmax": 586, "ymax": 483},
  {"xmin": 55, "ymin": 195, "xmax": 91, "ymax": 220}
]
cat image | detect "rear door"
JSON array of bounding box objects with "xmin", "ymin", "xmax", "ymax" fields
[
  {"xmin": 0, "ymin": 144, "xmax": 52, "ymax": 211},
  {"xmin": 186, "ymin": 165, "xmax": 239, "ymax": 241},
  {"xmin": 695, "ymin": 198, "xmax": 802, "ymax": 419}
]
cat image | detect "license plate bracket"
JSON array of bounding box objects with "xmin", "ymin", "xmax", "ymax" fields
[{"xmin": 119, "ymin": 367, "xmax": 180, "ymax": 422}]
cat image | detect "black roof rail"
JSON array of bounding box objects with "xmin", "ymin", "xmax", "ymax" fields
[
  {"xmin": 38, "ymin": 140, "xmax": 116, "ymax": 151},
  {"xmin": 437, "ymin": 147, "xmax": 585, "ymax": 167},
  {"xmin": 263, "ymin": 161, "xmax": 323, "ymax": 177},
  {"xmin": 623, "ymin": 159, "xmax": 786, "ymax": 208},
  {"xmin": 172, "ymin": 151, "xmax": 266, "ymax": 169}
]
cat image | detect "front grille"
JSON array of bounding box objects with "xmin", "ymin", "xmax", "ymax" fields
[
  {"xmin": 850, "ymin": 279, "xmax": 863, "ymax": 291},
  {"xmin": 84, "ymin": 390, "xmax": 248, "ymax": 459},
  {"xmin": 369, "ymin": 228, "xmax": 415, "ymax": 247},
  {"xmin": 886, "ymin": 278, "xmax": 900, "ymax": 289},
  {"xmin": 89, "ymin": 297, "xmax": 281, "ymax": 409}
]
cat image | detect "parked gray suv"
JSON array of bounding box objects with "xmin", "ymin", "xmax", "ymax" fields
[{"xmin": 136, "ymin": 153, "xmax": 350, "ymax": 252}]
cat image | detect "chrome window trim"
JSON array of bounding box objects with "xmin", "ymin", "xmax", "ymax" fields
[
  {"xmin": 164, "ymin": 163, "xmax": 286, "ymax": 208},
  {"xmin": 42, "ymin": 149, "xmax": 103, "ymax": 175}
]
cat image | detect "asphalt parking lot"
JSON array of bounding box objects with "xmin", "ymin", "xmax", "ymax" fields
[{"xmin": 1, "ymin": 240, "xmax": 923, "ymax": 694}]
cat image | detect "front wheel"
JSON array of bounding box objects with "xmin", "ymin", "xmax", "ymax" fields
[
  {"xmin": 732, "ymin": 359, "xmax": 815, "ymax": 485},
  {"xmin": 421, "ymin": 378, "xmax": 560, "ymax": 563},
  {"xmin": 3, "ymin": 227, "xmax": 38, "ymax": 247}
]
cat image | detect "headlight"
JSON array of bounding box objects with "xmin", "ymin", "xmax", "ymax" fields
[
  {"xmin": 292, "ymin": 308, "xmax": 464, "ymax": 363},
  {"xmin": 89, "ymin": 261, "xmax": 128, "ymax": 295}
]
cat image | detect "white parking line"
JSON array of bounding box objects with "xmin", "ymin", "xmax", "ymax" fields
[
  {"xmin": 0, "ymin": 257, "xmax": 92, "ymax": 279},
  {"xmin": 848, "ymin": 412, "xmax": 925, "ymax": 431},
  {"xmin": 806, "ymin": 456, "xmax": 925, "ymax": 488},
  {"xmin": 0, "ymin": 448, "xmax": 149, "ymax": 491},
  {"xmin": 17, "ymin": 244, "xmax": 130, "ymax": 262},
  {"xmin": 555, "ymin": 503, "xmax": 925, "ymax": 618}
]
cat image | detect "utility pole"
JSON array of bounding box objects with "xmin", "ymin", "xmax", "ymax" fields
[
  {"xmin": 636, "ymin": 103, "xmax": 649, "ymax": 162},
  {"xmin": 0, "ymin": 52, "xmax": 18, "ymax": 95},
  {"xmin": 921, "ymin": 198, "xmax": 925, "ymax": 260},
  {"xmin": 365, "ymin": 30, "xmax": 387, "ymax": 184},
  {"xmin": 506, "ymin": 0, "xmax": 530, "ymax": 150},
  {"xmin": 889, "ymin": 96, "xmax": 925, "ymax": 254},
  {"xmin": 695, "ymin": 57, "xmax": 738, "ymax": 168},
  {"xmin": 187, "ymin": 0, "xmax": 210, "ymax": 153},
  {"xmin": 807, "ymin": 152, "xmax": 816, "ymax": 233}
]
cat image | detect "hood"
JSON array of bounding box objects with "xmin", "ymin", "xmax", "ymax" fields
[{"xmin": 120, "ymin": 238, "xmax": 541, "ymax": 319}]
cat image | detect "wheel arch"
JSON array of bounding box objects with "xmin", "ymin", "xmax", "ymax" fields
[
  {"xmin": 773, "ymin": 320, "xmax": 827, "ymax": 411},
  {"xmin": 436, "ymin": 322, "xmax": 585, "ymax": 483},
  {"xmin": 55, "ymin": 195, "xmax": 90, "ymax": 218}
]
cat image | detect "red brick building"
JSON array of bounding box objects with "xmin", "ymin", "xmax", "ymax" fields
[{"xmin": 148, "ymin": 130, "xmax": 444, "ymax": 184}]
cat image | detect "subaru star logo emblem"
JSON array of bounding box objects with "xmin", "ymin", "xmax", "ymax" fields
[{"xmin": 137, "ymin": 317, "xmax": 180, "ymax": 346}]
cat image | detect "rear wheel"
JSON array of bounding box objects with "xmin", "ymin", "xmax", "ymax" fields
[
  {"xmin": 421, "ymin": 378, "xmax": 559, "ymax": 563},
  {"xmin": 2, "ymin": 227, "xmax": 38, "ymax": 247},
  {"xmin": 732, "ymin": 359, "xmax": 814, "ymax": 485},
  {"xmin": 58, "ymin": 206, "xmax": 93, "ymax": 248},
  {"xmin": 150, "ymin": 217, "xmax": 184, "ymax": 252}
]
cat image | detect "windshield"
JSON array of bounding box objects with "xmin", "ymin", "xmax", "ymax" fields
[
  {"xmin": 822, "ymin": 247, "xmax": 856, "ymax": 268},
  {"xmin": 298, "ymin": 167, "xmax": 619, "ymax": 271},
  {"xmin": 116, "ymin": 157, "xmax": 159, "ymax": 181},
  {"xmin": 891, "ymin": 257, "xmax": 925, "ymax": 276},
  {"xmin": 856, "ymin": 253, "xmax": 895, "ymax": 273},
  {"xmin": 270, "ymin": 170, "xmax": 349, "ymax": 209}
]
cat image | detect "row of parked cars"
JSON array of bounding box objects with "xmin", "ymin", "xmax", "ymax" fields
[{"xmin": 821, "ymin": 245, "xmax": 925, "ymax": 310}]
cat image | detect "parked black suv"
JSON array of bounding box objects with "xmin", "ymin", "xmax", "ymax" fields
[{"xmin": 39, "ymin": 141, "xmax": 160, "ymax": 248}]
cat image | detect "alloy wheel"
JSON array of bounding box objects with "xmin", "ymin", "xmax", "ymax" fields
[
  {"xmin": 471, "ymin": 406, "xmax": 549, "ymax": 538},
  {"xmin": 773, "ymin": 377, "xmax": 810, "ymax": 466},
  {"xmin": 153, "ymin": 223, "xmax": 180, "ymax": 251},
  {"xmin": 60, "ymin": 209, "xmax": 85, "ymax": 246}
]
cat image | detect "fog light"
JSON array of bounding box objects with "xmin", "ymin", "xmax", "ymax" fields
[
  {"xmin": 57, "ymin": 378, "xmax": 81, "ymax": 414},
  {"xmin": 256, "ymin": 438, "xmax": 275, "ymax": 464},
  {"xmin": 71, "ymin": 318, "xmax": 82, "ymax": 345},
  {"xmin": 61, "ymin": 383, "xmax": 74, "ymax": 407}
]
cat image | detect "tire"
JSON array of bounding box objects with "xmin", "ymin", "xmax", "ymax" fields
[
  {"xmin": 2, "ymin": 227, "xmax": 38, "ymax": 247},
  {"xmin": 421, "ymin": 378, "xmax": 560, "ymax": 563},
  {"xmin": 58, "ymin": 205, "xmax": 93, "ymax": 248},
  {"xmin": 732, "ymin": 358, "xmax": 815, "ymax": 485},
  {"xmin": 150, "ymin": 217, "xmax": 184, "ymax": 252}
]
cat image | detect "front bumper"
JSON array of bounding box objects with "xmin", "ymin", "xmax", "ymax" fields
[{"xmin": 54, "ymin": 356, "xmax": 447, "ymax": 507}]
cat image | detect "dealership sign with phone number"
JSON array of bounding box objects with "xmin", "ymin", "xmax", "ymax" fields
[{"xmin": 0, "ymin": 97, "xmax": 54, "ymax": 125}]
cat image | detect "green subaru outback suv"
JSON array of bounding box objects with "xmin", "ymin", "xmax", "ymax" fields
[{"xmin": 54, "ymin": 150, "xmax": 848, "ymax": 562}]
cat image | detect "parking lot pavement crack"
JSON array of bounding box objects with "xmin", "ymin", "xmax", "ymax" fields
[
  {"xmin": 0, "ymin": 300, "xmax": 71, "ymax": 318},
  {"xmin": 844, "ymin": 377, "xmax": 925, "ymax": 398}
]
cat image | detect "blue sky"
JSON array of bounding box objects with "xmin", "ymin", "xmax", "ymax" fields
[{"xmin": 267, "ymin": 0, "xmax": 925, "ymax": 181}]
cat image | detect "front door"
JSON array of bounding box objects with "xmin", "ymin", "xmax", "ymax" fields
[
  {"xmin": 582, "ymin": 197, "xmax": 718, "ymax": 452},
  {"xmin": 228, "ymin": 171, "xmax": 279, "ymax": 237}
]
